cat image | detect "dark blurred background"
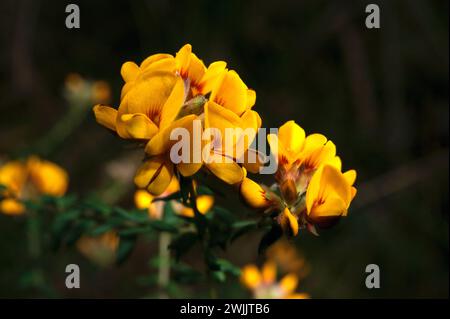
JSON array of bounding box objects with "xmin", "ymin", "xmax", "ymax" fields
[{"xmin": 0, "ymin": 0, "xmax": 448, "ymax": 298}]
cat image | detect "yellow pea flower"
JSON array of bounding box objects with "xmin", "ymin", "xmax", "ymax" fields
[
  {"xmin": 0, "ymin": 156, "xmax": 69, "ymax": 215},
  {"xmin": 305, "ymin": 165, "xmax": 357, "ymax": 224},
  {"xmin": 76, "ymin": 231, "xmax": 119, "ymax": 267},
  {"xmin": 94, "ymin": 44, "xmax": 231, "ymax": 195},
  {"xmin": 240, "ymin": 262, "xmax": 309, "ymax": 299}
]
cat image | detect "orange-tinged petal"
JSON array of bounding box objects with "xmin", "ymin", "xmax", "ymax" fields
[
  {"xmin": 198, "ymin": 61, "xmax": 227, "ymax": 95},
  {"xmin": 177, "ymin": 162, "xmax": 202, "ymax": 177},
  {"xmin": 93, "ymin": 105, "xmax": 118, "ymax": 132},
  {"xmin": 0, "ymin": 199, "xmax": 25, "ymax": 215},
  {"xmin": 121, "ymin": 61, "xmax": 140, "ymax": 82},
  {"xmin": 287, "ymin": 293, "xmax": 310, "ymax": 299},
  {"xmin": 240, "ymin": 265, "xmax": 262, "ymax": 289},
  {"xmin": 278, "ymin": 121, "xmax": 305, "ymax": 155},
  {"xmin": 205, "ymin": 155, "xmax": 244, "ymax": 184},
  {"xmin": 134, "ymin": 157, "xmax": 174, "ymax": 196},
  {"xmin": 0, "ymin": 161, "xmax": 27, "ymax": 196},
  {"xmin": 210, "ymin": 70, "xmax": 248, "ymax": 115},
  {"xmin": 28, "ymin": 157, "xmax": 68, "ymax": 196},
  {"xmin": 309, "ymin": 194, "xmax": 348, "ymax": 219},
  {"xmin": 134, "ymin": 189, "xmax": 154, "ymax": 210},
  {"xmin": 184, "ymin": 53, "xmax": 206, "ymax": 88},
  {"xmin": 140, "ymin": 53, "xmax": 174, "ymax": 70},
  {"xmin": 246, "ymin": 89, "xmax": 256, "ymax": 109},
  {"xmin": 280, "ymin": 207, "xmax": 299, "ymax": 236},
  {"xmin": 343, "ymin": 169, "xmax": 357, "ymax": 186},
  {"xmin": 145, "ymin": 114, "xmax": 197, "ymax": 156},
  {"xmin": 262, "ymin": 261, "xmax": 277, "ymax": 284},
  {"xmin": 240, "ymin": 177, "xmax": 269, "ymax": 208},
  {"xmin": 121, "ymin": 113, "xmax": 158, "ymax": 139},
  {"xmin": 279, "ymin": 273, "xmax": 299, "ymax": 294},
  {"xmin": 175, "ymin": 44, "xmax": 192, "ymax": 74},
  {"xmin": 159, "ymin": 77, "xmax": 186, "ymax": 130}
]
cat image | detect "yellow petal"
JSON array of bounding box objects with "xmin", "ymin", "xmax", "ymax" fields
[
  {"xmin": 184, "ymin": 53, "xmax": 206, "ymax": 88},
  {"xmin": 0, "ymin": 199, "xmax": 25, "ymax": 215},
  {"xmin": 240, "ymin": 177, "xmax": 269, "ymax": 208},
  {"xmin": 93, "ymin": 105, "xmax": 118, "ymax": 131},
  {"xmin": 196, "ymin": 195, "xmax": 214, "ymax": 214},
  {"xmin": 309, "ymin": 194, "xmax": 347, "ymax": 219},
  {"xmin": 343, "ymin": 169, "xmax": 357, "ymax": 186},
  {"xmin": 121, "ymin": 61, "xmax": 140, "ymax": 82},
  {"xmin": 204, "ymin": 101, "xmax": 243, "ymax": 138},
  {"xmin": 134, "ymin": 189, "xmax": 154, "ymax": 210},
  {"xmin": 134, "ymin": 157, "xmax": 174, "ymax": 196},
  {"xmin": 121, "ymin": 113, "xmax": 158, "ymax": 139},
  {"xmin": 145, "ymin": 114, "xmax": 197, "ymax": 156},
  {"xmin": 118, "ymin": 71, "xmax": 177, "ymax": 124},
  {"xmin": 177, "ymin": 162, "xmax": 202, "ymax": 177},
  {"xmin": 175, "ymin": 44, "xmax": 192, "ymax": 73},
  {"xmin": 280, "ymin": 207, "xmax": 299, "ymax": 236},
  {"xmin": 140, "ymin": 53, "xmax": 174, "ymax": 70},
  {"xmin": 28, "ymin": 157, "xmax": 68, "ymax": 196},
  {"xmin": 279, "ymin": 273, "xmax": 299, "ymax": 294},
  {"xmin": 262, "ymin": 261, "xmax": 277, "ymax": 284},
  {"xmin": 246, "ymin": 89, "xmax": 256, "ymax": 109},
  {"xmin": 278, "ymin": 121, "xmax": 305, "ymax": 155},
  {"xmin": 0, "ymin": 161, "xmax": 27, "ymax": 196},
  {"xmin": 198, "ymin": 61, "xmax": 227, "ymax": 95},
  {"xmin": 240, "ymin": 265, "xmax": 262, "ymax": 289},
  {"xmin": 159, "ymin": 77, "xmax": 186, "ymax": 130},
  {"xmin": 210, "ymin": 70, "xmax": 248, "ymax": 115},
  {"xmin": 205, "ymin": 155, "xmax": 244, "ymax": 184},
  {"xmin": 287, "ymin": 293, "xmax": 310, "ymax": 299}
]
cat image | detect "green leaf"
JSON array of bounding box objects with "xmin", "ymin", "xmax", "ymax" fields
[
  {"xmin": 211, "ymin": 271, "xmax": 226, "ymax": 283},
  {"xmin": 215, "ymin": 258, "xmax": 241, "ymax": 277},
  {"xmin": 116, "ymin": 235, "xmax": 137, "ymax": 264},
  {"xmin": 212, "ymin": 206, "xmax": 236, "ymax": 224},
  {"xmin": 113, "ymin": 206, "xmax": 149, "ymax": 223}
]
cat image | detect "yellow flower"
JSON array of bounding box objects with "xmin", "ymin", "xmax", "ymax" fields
[
  {"xmin": 240, "ymin": 262, "xmax": 309, "ymax": 299},
  {"xmin": 134, "ymin": 177, "xmax": 180, "ymax": 219},
  {"xmin": 305, "ymin": 164, "xmax": 357, "ymax": 224},
  {"xmin": 134, "ymin": 177, "xmax": 214, "ymax": 219},
  {"xmin": 0, "ymin": 156, "xmax": 69, "ymax": 215},
  {"xmin": 175, "ymin": 195, "xmax": 214, "ymax": 218},
  {"xmin": 76, "ymin": 231, "xmax": 119, "ymax": 267},
  {"xmin": 239, "ymin": 177, "xmax": 270, "ymax": 209},
  {"xmin": 202, "ymin": 69, "xmax": 260, "ymax": 184},
  {"xmin": 266, "ymin": 239, "xmax": 309, "ymax": 276}
]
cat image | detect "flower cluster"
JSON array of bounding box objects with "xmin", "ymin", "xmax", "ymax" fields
[
  {"xmin": 0, "ymin": 156, "xmax": 69, "ymax": 215},
  {"xmin": 93, "ymin": 44, "xmax": 260, "ymax": 195},
  {"xmin": 240, "ymin": 121, "xmax": 357, "ymax": 235}
]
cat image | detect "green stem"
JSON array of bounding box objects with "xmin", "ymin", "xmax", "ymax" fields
[{"xmin": 157, "ymin": 232, "xmax": 171, "ymax": 298}]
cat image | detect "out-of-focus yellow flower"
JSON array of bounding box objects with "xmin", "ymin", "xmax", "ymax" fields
[
  {"xmin": 175, "ymin": 195, "xmax": 214, "ymax": 218},
  {"xmin": 76, "ymin": 231, "xmax": 119, "ymax": 267},
  {"xmin": 266, "ymin": 239, "xmax": 309, "ymax": 276},
  {"xmin": 134, "ymin": 176, "xmax": 214, "ymax": 219},
  {"xmin": 0, "ymin": 156, "xmax": 69, "ymax": 215},
  {"xmin": 240, "ymin": 262, "xmax": 309, "ymax": 299},
  {"xmin": 305, "ymin": 164, "xmax": 357, "ymax": 224},
  {"xmin": 134, "ymin": 177, "xmax": 180, "ymax": 219},
  {"xmin": 65, "ymin": 73, "xmax": 111, "ymax": 105}
]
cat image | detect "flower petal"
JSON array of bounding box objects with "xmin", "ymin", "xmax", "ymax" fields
[
  {"xmin": 205, "ymin": 155, "xmax": 244, "ymax": 184},
  {"xmin": 0, "ymin": 199, "xmax": 25, "ymax": 215},
  {"xmin": 121, "ymin": 113, "xmax": 158, "ymax": 139},
  {"xmin": 134, "ymin": 157, "xmax": 174, "ymax": 196},
  {"xmin": 210, "ymin": 70, "xmax": 248, "ymax": 115},
  {"xmin": 278, "ymin": 121, "xmax": 305, "ymax": 155},
  {"xmin": 93, "ymin": 105, "xmax": 118, "ymax": 131},
  {"xmin": 159, "ymin": 76, "xmax": 186, "ymax": 130}
]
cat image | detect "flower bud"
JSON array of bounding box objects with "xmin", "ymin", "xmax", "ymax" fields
[{"xmin": 240, "ymin": 177, "xmax": 270, "ymax": 209}]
